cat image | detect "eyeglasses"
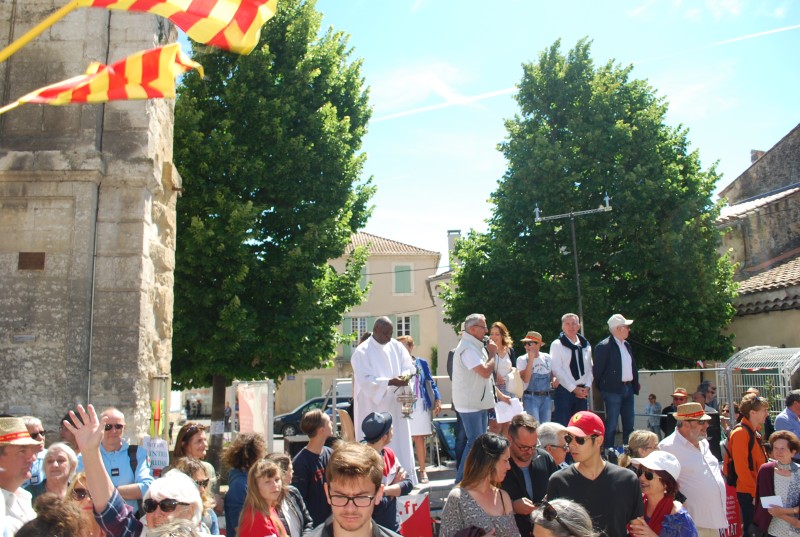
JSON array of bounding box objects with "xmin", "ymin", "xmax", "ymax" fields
[
  {"xmin": 328, "ymin": 493, "xmax": 376, "ymax": 508},
  {"xmin": 564, "ymin": 434, "xmax": 598, "ymax": 446},
  {"xmin": 545, "ymin": 443, "xmax": 569, "ymax": 451},
  {"xmin": 143, "ymin": 498, "xmax": 191, "ymax": 513},
  {"xmin": 524, "ymin": 342, "xmax": 540, "ymax": 347},
  {"xmin": 72, "ymin": 488, "xmax": 91, "ymax": 501},
  {"xmin": 513, "ymin": 440, "xmax": 536, "ymax": 452},
  {"xmin": 535, "ymin": 500, "xmax": 572, "ymax": 534},
  {"xmin": 194, "ymin": 479, "xmax": 210, "ymax": 488},
  {"xmin": 104, "ymin": 424, "xmax": 125, "ymax": 431},
  {"xmin": 30, "ymin": 430, "xmax": 46, "ymax": 440},
  {"xmin": 636, "ymin": 467, "xmax": 655, "ymax": 481}
]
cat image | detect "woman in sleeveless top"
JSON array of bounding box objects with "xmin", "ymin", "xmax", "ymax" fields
[
  {"xmin": 440, "ymin": 433, "xmax": 520, "ymax": 537},
  {"xmin": 489, "ymin": 322, "xmax": 516, "ymax": 436}
]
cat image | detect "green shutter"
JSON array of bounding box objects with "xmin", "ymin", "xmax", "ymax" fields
[
  {"xmin": 411, "ymin": 315, "xmax": 420, "ymax": 347},
  {"xmin": 343, "ymin": 317, "xmax": 352, "ymax": 359},
  {"xmin": 394, "ymin": 265, "xmax": 412, "ymax": 293}
]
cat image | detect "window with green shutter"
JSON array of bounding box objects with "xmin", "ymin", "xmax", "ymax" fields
[{"xmin": 394, "ymin": 264, "xmax": 412, "ymax": 294}]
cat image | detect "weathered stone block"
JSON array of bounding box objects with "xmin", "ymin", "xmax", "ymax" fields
[{"xmin": 96, "ymin": 221, "xmax": 146, "ymax": 256}]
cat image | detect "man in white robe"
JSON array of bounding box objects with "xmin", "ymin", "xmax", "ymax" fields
[{"xmin": 351, "ymin": 317, "xmax": 418, "ymax": 486}]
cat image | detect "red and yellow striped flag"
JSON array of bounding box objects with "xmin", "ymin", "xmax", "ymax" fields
[
  {"xmin": 76, "ymin": 0, "xmax": 278, "ymax": 54},
  {"xmin": 0, "ymin": 43, "xmax": 201, "ymax": 114}
]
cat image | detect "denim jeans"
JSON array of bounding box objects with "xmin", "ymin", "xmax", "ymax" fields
[
  {"xmin": 601, "ymin": 383, "xmax": 635, "ymax": 448},
  {"xmin": 523, "ymin": 393, "xmax": 552, "ymax": 423},
  {"xmin": 456, "ymin": 409, "xmax": 488, "ymax": 482},
  {"xmin": 454, "ymin": 410, "xmax": 467, "ymax": 469},
  {"xmin": 553, "ymin": 385, "xmax": 588, "ymax": 426}
]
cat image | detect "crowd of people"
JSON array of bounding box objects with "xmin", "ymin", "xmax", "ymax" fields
[{"xmin": 4, "ymin": 311, "xmax": 800, "ymax": 537}]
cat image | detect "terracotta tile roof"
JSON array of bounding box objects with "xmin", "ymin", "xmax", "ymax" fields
[
  {"xmin": 346, "ymin": 232, "xmax": 440, "ymax": 256},
  {"xmin": 717, "ymin": 186, "xmax": 800, "ymax": 225},
  {"xmin": 736, "ymin": 255, "xmax": 800, "ymax": 295}
]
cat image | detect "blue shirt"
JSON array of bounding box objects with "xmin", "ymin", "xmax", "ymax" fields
[
  {"xmin": 774, "ymin": 407, "xmax": 800, "ymax": 439},
  {"xmin": 77, "ymin": 440, "xmax": 153, "ymax": 513}
]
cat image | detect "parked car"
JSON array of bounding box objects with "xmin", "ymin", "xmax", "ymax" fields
[{"xmin": 273, "ymin": 396, "xmax": 350, "ymax": 437}]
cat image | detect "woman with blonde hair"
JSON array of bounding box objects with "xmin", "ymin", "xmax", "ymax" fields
[
  {"xmin": 440, "ymin": 433, "xmax": 520, "ymax": 537},
  {"xmin": 173, "ymin": 457, "xmax": 220, "ymax": 534},
  {"xmin": 397, "ymin": 334, "xmax": 442, "ymax": 483},
  {"xmin": 618, "ymin": 430, "xmax": 659, "ymax": 469},
  {"xmin": 66, "ymin": 472, "xmax": 104, "ymax": 537},
  {"xmin": 238, "ymin": 459, "xmax": 288, "ymax": 537},
  {"xmin": 490, "ymin": 321, "xmax": 516, "ymax": 435}
]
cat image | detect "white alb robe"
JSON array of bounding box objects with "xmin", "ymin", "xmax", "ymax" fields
[{"xmin": 351, "ymin": 336, "xmax": 418, "ymax": 486}]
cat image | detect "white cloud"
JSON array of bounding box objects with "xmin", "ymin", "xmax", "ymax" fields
[{"xmin": 369, "ymin": 61, "xmax": 471, "ymax": 114}]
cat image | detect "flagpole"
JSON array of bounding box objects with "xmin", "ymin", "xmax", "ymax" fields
[
  {"xmin": 0, "ymin": 0, "xmax": 80, "ymax": 64},
  {"xmin": 0, "ymin": 101, "xmax": 21, "ymax": 116}
]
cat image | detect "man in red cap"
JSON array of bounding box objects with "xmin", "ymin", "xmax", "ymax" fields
[{"xmin": 547, "ymin": 411, "xmax": 643, "ymax": 537}]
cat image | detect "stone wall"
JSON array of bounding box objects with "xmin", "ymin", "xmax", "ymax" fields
[
  {"xmin": 720, "ymin": 124, "xmax": 800, "ymax": 204},
  {"xmin": 0, "ymin": 1, "xmax": 178, "ymax": 439}
]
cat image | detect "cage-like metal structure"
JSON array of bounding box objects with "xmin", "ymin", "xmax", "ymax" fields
[{"xmin": 720, "ymin": 346, "xmax": 800, "ymax": 422}]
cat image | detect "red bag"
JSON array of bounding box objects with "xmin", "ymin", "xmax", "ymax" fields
[{"xmin": 722, "ymin": 484, "xmax": 743, "ymax": 537}]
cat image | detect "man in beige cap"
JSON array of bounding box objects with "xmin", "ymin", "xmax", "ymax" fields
[
  {"xmin": 659, "ymin": 402, "xmax": 727, "ymax": 537},
  {"xmin": 0, "ymin": 417, "xmax": 41, "ymax": 532},
  {"xmin": 518, "ymin": 330, "xmax": 552, "ymax": 422}
]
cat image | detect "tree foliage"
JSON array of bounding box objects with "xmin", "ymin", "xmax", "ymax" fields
[
  {"xmin": 172, "ymin": 0, "xmax": 374, "ymax": 387},
  {"xmin": 444, "ymin": 39, "xmax": 737, "ymax": 368}
]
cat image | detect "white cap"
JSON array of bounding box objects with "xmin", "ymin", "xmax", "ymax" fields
[
  {"xmin": 608, "ymin": 314, "xmax": 633, "ymax": 330},
  {"xmin": 631, "ymin": 450, "xmax": 681, "ymax": 481}
]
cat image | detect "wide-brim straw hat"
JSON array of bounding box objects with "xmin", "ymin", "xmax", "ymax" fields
[{"xmin": 0, "ymin": 417, "xmax": 41, "ymax": 446}]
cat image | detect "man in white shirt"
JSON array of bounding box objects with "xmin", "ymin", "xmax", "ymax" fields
[
  {"xmin": 0, "ymin": 417, "xmax": 40, "ymax": 533},
  {"xmin": 550, "ymin": 313, "xmax": 592, "ymax": 426},
  {"xmin": 592, "ymin": 313, "xmax": 638, "ymax": 448},
  {"xmin": 659, "ymin": 402, "xmax": 728, "ymax": 537}
]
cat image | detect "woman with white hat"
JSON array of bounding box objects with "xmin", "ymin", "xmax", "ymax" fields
[{"xmin": 628, "ymin": 451, "xmax": 699, "ymax": 537}]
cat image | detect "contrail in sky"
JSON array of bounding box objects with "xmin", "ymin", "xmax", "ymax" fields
[{"xmin": 372, "ymin": 23, "xmax": 800, "ymax": 123}]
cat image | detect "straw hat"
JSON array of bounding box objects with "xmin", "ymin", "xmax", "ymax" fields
[
  {"xmin": 672, "ymin": 402, "xmax": 711, "ymax": 421},
  {"xmin": 0, "ymin": 417, "xmax": 41, "ymax": 446}
]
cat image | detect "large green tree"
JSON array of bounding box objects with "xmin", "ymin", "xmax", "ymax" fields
[
  {"xmin": 444, "ymin": 39, "xmax": 736, "ymax": 368},
  {"xmin": 172, "ymin": 0, "xmax": 374, "ymax": 391}
]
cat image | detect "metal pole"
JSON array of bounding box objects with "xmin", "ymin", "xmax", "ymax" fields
[{"xmin": 569, "ymin": 214, "xmax": 585, "ymax": 339}]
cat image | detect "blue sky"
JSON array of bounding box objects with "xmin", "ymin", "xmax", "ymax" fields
[{"xmin": 313, "ymin": 0, "xmax": 799, "ymax": 269}]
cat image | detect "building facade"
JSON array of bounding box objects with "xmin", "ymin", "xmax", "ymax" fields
[{"xmin": 273, "ymin": 232, "xmax": 441, "ymax": 414}]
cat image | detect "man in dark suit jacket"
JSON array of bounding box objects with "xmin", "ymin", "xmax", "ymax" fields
[
  {"xmin": 501, "ymin": 414, "xmax": 556, "ymax": 537},
  {"xmin": 593, "ymin": 314, "xmax": 639, "ymax": 448}
]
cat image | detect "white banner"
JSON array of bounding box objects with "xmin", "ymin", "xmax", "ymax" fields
[{"xmin": 237, "ymin": 383, "xmax": 272, "ymax": 435}]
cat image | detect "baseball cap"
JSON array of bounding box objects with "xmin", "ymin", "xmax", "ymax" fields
[
  {"xmin": 566, "ymin": 411, "xmax": 605, "ymax": 437},
  {"xmin": 631, "ymin": 451, "xmax": 681, "ymax": 481},
  {"xmin": 608, "ymin": 314, "xmax": 633, "ymax": 330}
]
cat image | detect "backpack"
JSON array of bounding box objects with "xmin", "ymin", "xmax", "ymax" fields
[
  {"xmin": 127, "ymin": 445, "xmax": 144, "ymax": 516},
  {"xmin": 722, "ymin": 423, "xmax": 755, "ymax": 487}
]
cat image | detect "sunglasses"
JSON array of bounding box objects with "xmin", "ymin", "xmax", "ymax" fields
[
  {"xmin": 564, "ymin": 434, "xmax": 598, "ymax": 446},
  {"xmin": 104, "ymin": 424, "xmax": 125, "ymax": 431},
  {"xmin": 536, "ymin": 500, "xmax": 572, "ymax": 534},
  {"xmin": 143, "ymin": 498, "xmax": 191, "ymax": 514},
  {"xmin": 194, "ymin": 479, "xmax": 210, "ymax": 488},
  {"xmin": 72, "ymin": 488, "xmax": 91, "ymax": 500},
  {"xmin": 30, "ymin": 430, "xmax": 46, "ymax": 440},
  {"xmin": 524, "ymin": 341, "xmax": 540, "ymax": 346},
  {"xmin": 636, "ymin": 466, "xmax": 655, "ymax": 481}
]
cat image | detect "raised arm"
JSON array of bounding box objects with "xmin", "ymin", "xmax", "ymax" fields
[{"xmin": 66, "ymin": 405, "xmax": 114, "ymax": 512}]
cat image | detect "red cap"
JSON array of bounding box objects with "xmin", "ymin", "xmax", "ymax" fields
[{"xmin": 566, "ymin": 411, "xmax": 605, "ymax": 437}]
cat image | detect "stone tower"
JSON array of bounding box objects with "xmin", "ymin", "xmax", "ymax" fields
[{"xmin": 0, "ymin": 1, "xmax": 179, "ymax": 438}]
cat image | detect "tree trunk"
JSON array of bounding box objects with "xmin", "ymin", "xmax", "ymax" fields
[{"xmin": 207, "ymin": 374, "xmax": 227, "ymax": 478}]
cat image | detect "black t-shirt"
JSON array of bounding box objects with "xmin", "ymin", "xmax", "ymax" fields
[
  {"xmin": 291, "ymin": 446, "xmax": 333, "ymax": 526},
  {"xmin": 547, "ymin": 462, "xmax": 644, "ymax": 537}
]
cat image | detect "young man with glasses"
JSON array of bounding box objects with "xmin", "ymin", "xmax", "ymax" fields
[
  {"xmin": 77, "ymin": 407, "xmax": 153, "ymax": 514},
  {"xmin": 547, "ymin": 411, "xmax": 643, "ymax": 537},
  {"xmin": 501, "ymin": 413, "xmax": 556, "ymax": 537},
  {"xmin": 518, "ymin": 331, "xmax": 552, "ymax": 423},
  {"xmin": 308, "ymin": 442, "xmax": 400, "ymax": 537}
]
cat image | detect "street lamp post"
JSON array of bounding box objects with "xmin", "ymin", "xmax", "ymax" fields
[{"xmin": 534, "ymin": 193, "xmax": 612, "ymax": 340}]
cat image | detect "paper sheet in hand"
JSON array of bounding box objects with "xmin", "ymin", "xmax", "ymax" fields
[
  {"xmin": 761, "ymin": 495, "xmax": 783, "ymax": 508},
  {"xmin": 495, "ymin": 398, "xmax": 524, "ymax": 423}
]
